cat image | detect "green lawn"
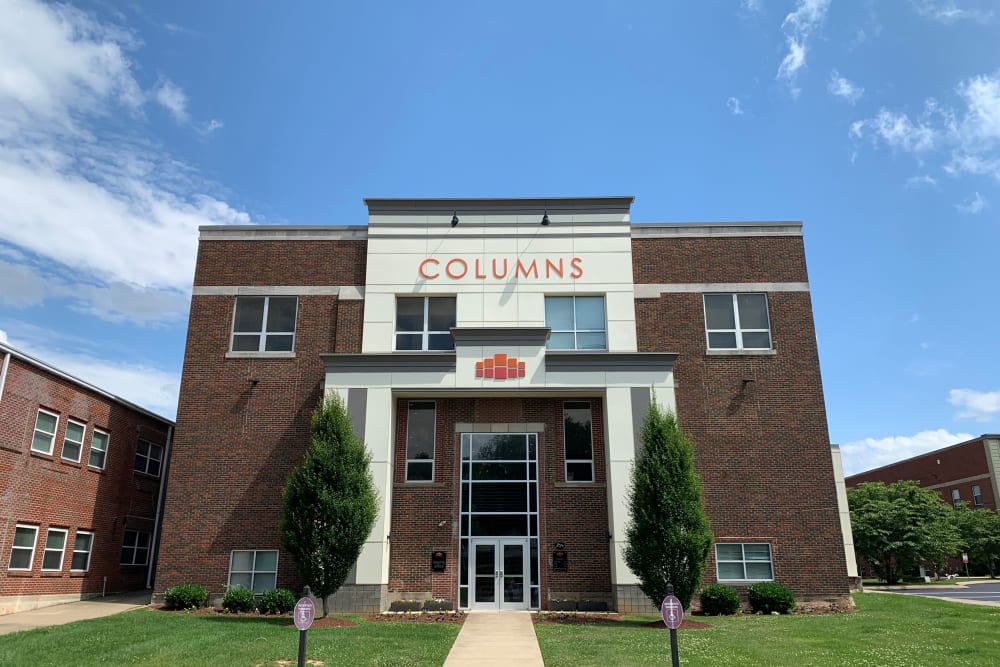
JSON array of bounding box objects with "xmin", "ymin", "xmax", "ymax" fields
[
  {"xmin": 535, "ymin": 593, "xmax": 1000, "ymax": 666},
  {"xmin": 0, "ymin": 610, "xmax": 460, "ymax": 667}
]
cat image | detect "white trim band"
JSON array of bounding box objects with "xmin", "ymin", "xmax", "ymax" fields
[
  {"xmin": 634, "ymin": 282, "xmax": 810, "ymax": 298},
  {"xmin": 193, "ymin": 286, "xmax": 365, "ymax": 297}
]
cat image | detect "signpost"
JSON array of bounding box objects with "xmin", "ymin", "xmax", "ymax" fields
[
  {"xmin": 661, "ymin": 585, "xmax": 683, "ymax": 667},
  {"xmin": 294, "ymin": 587, "xmax": 316, "ymax": 667},
  {"xmin": 962, "ymin": 552, "xmax": 970, "ymax": 577}
]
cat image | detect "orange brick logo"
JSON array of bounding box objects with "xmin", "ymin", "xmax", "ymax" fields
[{"xmin": 475, "ymin": 353, "xmax": 526, "ymax": 380}]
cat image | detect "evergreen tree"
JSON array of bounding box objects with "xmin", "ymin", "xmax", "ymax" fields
[
  {"xmin": 280, "ymin": 394, "xmax": 378, "ymax": 616},
  {"xmin": 624, "ymin": 400, "xmax": 712, "ymax": 609}
]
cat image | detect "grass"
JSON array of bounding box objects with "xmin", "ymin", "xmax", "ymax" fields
[
  {"xmin": 535, "ymin": 593, "xmax": 1000, "ymax": 666},
  {"xmin": 0, "ymin": 609, "xmax": 460, "ymax": 667}
]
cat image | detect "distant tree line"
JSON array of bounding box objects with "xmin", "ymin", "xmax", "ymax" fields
[{"xmin": 848, "ymin": 480, "xmax": 1000, "ymax": 584}]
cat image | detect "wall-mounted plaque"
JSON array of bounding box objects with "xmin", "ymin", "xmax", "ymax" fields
[
  {"xmin": 431, "ymin": 550, "xmax": 447, "ymax": 571},
  {"xmin": 552, "ymin": 549, "xmax": 568, "ymax": 571}
]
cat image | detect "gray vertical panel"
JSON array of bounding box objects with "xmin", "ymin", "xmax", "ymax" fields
[
  {"xmin": 630, "ymin": 387, "xmax": 650, "ymax": 457},
  {"xmin": 348, "ymin": 388, "xmax": 367, "ymax": 442}
]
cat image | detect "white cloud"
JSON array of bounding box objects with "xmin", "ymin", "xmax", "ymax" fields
[
  {"xmin": 153, "ymin": 79, "xmax": 188, "ymax": 123},
  {"xmin": 841, "ymin": 429, "xmax": 976, "ymax": 476},
  {"xmin": 949, "ymin": 388, "xmax": 1000, "ymax": 421},
  {"xmin": 199, "ymin": 119, "xmax": 224, "ymax": 135},
  {"xmin": 828, "ymin": 70, "xmax": 864, "ymax": 104},
  {"xmin": 957, "ymin": 73, "xmax": 1000, "ymax": 144},
  {"xmin": 741, "ymin": 0, "xmax": 764, "ymax": 13},
  {"xmin": 0, "ymin": 328, "xmax": 7, "ymax": 343},
  {"xmin": 776, "ymin": 0, "xmax": 831, "ymax": 95},
  {"xmin": 956, "ymin": 191, "xmax": 989, "ymax": 214},
  {"xmin": 905, "ymin": 174, "xmax": 939, "ymax": 188},
  {"xmin": 912, "ymin": 0, "xmax": 993, "ymax": 24},
  {"xmin": 853, "ymin": 109, "xmax": 938, "ymax": 153},
  {"xmin": 726, "ymin": 97, "xmax": 744, "ymax": 115},
  {"xmin": 0, "ymin": 0, "xmax": 248, "ymax": 324}
]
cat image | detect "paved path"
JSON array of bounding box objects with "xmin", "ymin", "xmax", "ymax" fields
[
  {"xmin": 443, "ymin": 611, "xmax": 544, "ymax": 666},
  {"xmin": 868, "ymin": 582, "xmax": 1000, "ymax": 608},
  {"xmin": 0, "ymin": 591, "xmax": 150, "ymax": 636}
]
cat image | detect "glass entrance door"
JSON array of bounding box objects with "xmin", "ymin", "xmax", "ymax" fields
[{"xmin": 470, "ymin": 538, "xmax": 529, "ymax": 610}]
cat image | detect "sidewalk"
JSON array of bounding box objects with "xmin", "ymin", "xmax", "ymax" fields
[
  {"xmin": 0, "ymin": 591, "xmax": 150, "ymax": 636},
  {"xmin": 443, "ymin": 611, "xmax": 544, "ymax": 666}
]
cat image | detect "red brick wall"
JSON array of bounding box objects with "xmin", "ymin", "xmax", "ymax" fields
[
  {"xmin": 0, "ymin": 356, "xmax": 170, "ymax": 599},
  {"xmin": 156, "ymin": 238, "xmax": 367, "ymax": 597},
  {"xmin": 633, "ymin": 236, "xmax": 849, "ymax": 598},
  {"xmin": 387, "ymin": 397, "xmax": 611, "ymax": 607},
  {"xmin": 846, "ymin": 438, "xmax": 996, "ymax": 511}
]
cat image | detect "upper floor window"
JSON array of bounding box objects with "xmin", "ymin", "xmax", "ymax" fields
[
  {"xmin": 545, "ymin": 296, "xmax": 606, "ymax": 350},
  {"xmin": 89, "ymin": 430, "xmax": 110, "ymax": 469},
  {"xmin": 716, "ymin": 542, "xmax": 774, "ymax": 581},
  {"xmin": 973, "ymin": 485, "xmax": 983, "ymax": 507},
  {"xmin": 704, "ymin": 293, "xmax": 772, "ymax": 350},
  {"xmin": 134, "ymin": 439, "xmax": 163, "ymax": 477},
  {"xmin": 395, "ymin": 297, "xmax": 455, "ymax": 351},
  {"xmin": 231, "ymin": 296, "xmax": 298, "ymax": 352},
  {"xmin": 564, "ymin": 401, "xmax": 594, "ymax": 482},
  {"xmin": 31, "ymin": 409, "xmax": 59, "ymax": 455},
  {"xmin": 8, "ymin": 525, "xmax": 38, "ymax": 571},
  {"xmin": 62, "ymin": 420, "xmax": 86, "ymax": 463},
  {"xmin": 952, "ymin": 489, "xmax": 961, "ymax": 508},
  {"xmin": 405, "ymin": 401, "xmax": 436, "ymax": 481}
]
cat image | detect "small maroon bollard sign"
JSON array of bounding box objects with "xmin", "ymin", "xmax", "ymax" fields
[
  {"xmin": 294, "ymin": 596, "xmax": 315, "ymax": 631},
  {"xmin": 661, "ymin": 594, "xmax": 683, "ymax": 630}
]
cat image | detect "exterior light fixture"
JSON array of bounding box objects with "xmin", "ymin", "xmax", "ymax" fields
[
  {"xmin": 541, "ymin": 211, "xmax": 550, "ymax": 226},
  {"xmin": 451, "ymin": 212, "xmax": 459, "ymax": 227}
]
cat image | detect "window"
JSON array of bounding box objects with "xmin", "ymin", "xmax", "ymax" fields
[
  {"xmin": 41, "ymin": 528, "xmax": 68, "ymax": 571},
  {"xmin": 716, "ymin": 543, "xmax": 774, "ymax": 581},
  {"xmin": 31, "ymin": 409, "xmax": 59, "ymax": 455},
  {"xmin": 134, "ymin": 439, "xmax": 163, "ymax": 476},
  {"xmin": 89, "ymin": 430, "xmax": 109, "ymax": 469},
  {"xmin": 545, "ymin": 296, "xmax": 606, "ymax": 350},
  {"xmin": 395, "ymin": 296, "xmax": 456, "ymax": 351},
  {"xmin": 8, "ymin": 525, "xmax": 38, "ymax": 570},
  {"xmin": 120, "ymin": 530, "xmax": 150, "ymax": 565},
  {"xmin": 62, "ymin": 420, "xmax": 86, "ymax": 463},
  {"xmin": 71, "ymin": 531, "xmax": 94, "ymax": 571},
  {"xmin": 952, "ymin": 489, "xmax": 962, "ymax": 508},
  {"xmin": 405, "ymin": 401, "xmax": 436, "ymax": 481},
  {"xmin": 704, "ymin": 293, "xmax": 772, "ymax": 350},
  {"xmin": 231, "ymin": 296, "xmax": 298, "ymax": 352},
  {"xmin": 229, "ymin": 550, "xmax": 278, "ymax": 593},
  {"xmin": 564, "ymin": 401, "xmax": 594, "ymax": 482},
  {"xmin": 973, "ymin": 485, "xmax": 983, "ymax": 507}
]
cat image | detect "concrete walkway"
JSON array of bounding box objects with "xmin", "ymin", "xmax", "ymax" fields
[
  {"xmin": 443, "ymin": 611, "xmax": 544, "ymax": 666},
  {"xmin": 0, "ymin": 591, "xmax": 150, "ymax": 636}
]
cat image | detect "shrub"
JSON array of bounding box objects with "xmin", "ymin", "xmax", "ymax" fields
[
  {"xmin": 259, "ymin": 588, "xmax": 297, "ymax": 615},
  {"xmin": 699, "ymin": 584, "xmax": 741, "ymax": 615},
  {"xmin": 164, "ymin": 584, "xmax": 208, "ymax": 610},
  {"xmin": 747, "ymin": 582, "xmax": 795, "ymax": 614},
  {"xmin": 222, "ymin": 585, "xmax": 257, "ymax": 613}
]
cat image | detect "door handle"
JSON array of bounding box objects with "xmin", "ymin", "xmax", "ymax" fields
[{"xmin": 495, "ymin": 571, "xmax": 499, "ymax": 578}]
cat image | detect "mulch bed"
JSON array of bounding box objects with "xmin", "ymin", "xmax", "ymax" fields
[
  {"xmin": 534, "ymin": 613, "xmax": 712, "ymax": 630},
  {"xmin": 366, "ymin": 612, "xmax": 466, "ymax": 625},
  {"xmin": 152, "ymin": 605, "xmax": 359, "ymax": 627}
]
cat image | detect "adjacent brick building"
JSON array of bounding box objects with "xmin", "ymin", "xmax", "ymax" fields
[
  {"xmin": 846, "ymin": 435, "xmax": 1000, "ymax": 512},
  {"xmin": 0, "ymin": 342, "xmax": 173, "ymax": 614},
  {"xmin": 156, "ymin": 196, "xmax": 853, "ymax": 612}
]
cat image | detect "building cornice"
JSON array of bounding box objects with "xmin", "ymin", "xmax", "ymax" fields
[
  {"xmin": 631, "ymin": 222, "xmax": 803, "ymax": 238},
  {"xmin": 451, "ymin": 327, "xmax": 551, "ymax": 346},
  {"xmin": 199, "ymin": 226, "xmax": 367, "ymax": 241},
  {"xmin": 365, "ymin": 196, "xmax": 634, "ymax": 214}
]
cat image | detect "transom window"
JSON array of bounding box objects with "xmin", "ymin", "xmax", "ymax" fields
[
  {"xmin": 231, "ymin": 296, "xmax": 298, "ymax": 352},
  {"xmin": 229, "ymin": 550, "xmax": 278, "ymax": 593},
  {"xmin": 545, "ymin": 296, "xmax": 607, "ymax": 350},
  {"xmin": 120, "ymin": 530, "xmax": 150, "ymax": 565},
  {"xmin": 31, "ymin": 409, "xmax": 59, "ymax": 455},
  {"xmin": 564, "ymin": 401, "xmax": 594, "ymax": 482},
  {"xmin": 973, "ymin": 485, "xmax": 983, "ymax": 507},
  {"xmin": 405, "ymin": 401, "xmax": 436, "ymax": 481},
  {"xmin": 42, "ymin": 528, "xmax": 68, "ymax": 571},
  {"xmin": 704, "ymin": 293, "xmax": 772, "ymax": 350},
  {"xmin": 62, "ymin": 420, "xmax": 86, "ymax": 463},
  {"xmin": 134, "ymin": 439, "xmax": 163, "ymax": 476},
  {"xmin": 8, "ymin": 525, "xmax": 38, "ymax": 571},
  {"xmin": 71, "ymin": 531, "xmax": 94, "ymax": 571},
  {"xmin": 716, "ymin": 543, "xmax": 773, "ymax": 581},
  {"xmin": 395, "ymin": 296, "xmax": 456, "ymax": 351},
  {"xmin": 89, "ymin": 430, "xmax": 109, "ymax": 469}
]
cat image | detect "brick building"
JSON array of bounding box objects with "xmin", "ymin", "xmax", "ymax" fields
[
  {"xmin": 156, "ymin": 196, "xmax": 853, "ymax": 612},
  {"xmin": 846, "ymin": 435, "xmax": 1000, "ymax": 512},
  {"xmin": 0, "ymin": 342, "xmax": 173, "ymax": 614}
]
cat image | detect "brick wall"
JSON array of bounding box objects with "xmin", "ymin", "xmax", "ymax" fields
[
  {"xmin": 0, "ymin": 355, "xmax": 170, "ymax": 605},
  {"xmin": 633, "ymin": 236, "xmax": 850, "ymax": 600}
]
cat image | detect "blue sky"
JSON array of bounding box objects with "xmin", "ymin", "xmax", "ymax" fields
[{"xmin": 0, "ymin": 0, "xmax": 998, "ymax": 475}]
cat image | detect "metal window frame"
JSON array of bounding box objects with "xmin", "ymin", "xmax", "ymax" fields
[
  {"xmin": 31, "ymin": 408, "xmax": 60, "ymax": 455},
  {"xmin": 230, "ymin": 296, "xmax": 298, "ymax": 353},
  {"xmin": 61, "ymin": 419, "xmax": 87, "ymax": 463},
  {"xmin": 120, "ymin": 529, "xmax": 151, "ymax": 565},
  {"xmin": 71, "ymin": 530, "xmax": 94, "ymax": 572},
  {"xmin": 89, "ymin": 429, "xmax": 110, "ymax": 470},
  {"xmin": 715, "ymin": 542, "xmax": 774, "ymax": 582},
  {"xmin": 8, "ymin": 524, "xmax": 39, "ymax": 571},
  {"xmin": 227, "ymin": 549, "xmax": 279, "ymax": 593},
  {"xmin": 394, "ymin": 296, "xmax": 456, "ymax": 351},
  {"xmin": 41, "ymin": 527, "xmax": 69, "ymax": 572},
  {"xmin": 973, "ymin": 485, "xmax": 983, "ymax": 506},
  {"xmin": 563, "ymin": 400, "xmax": 595, "ymax": 483},
  {"xmin": 404, "ymin": 400, "xmax": 437, "ymax": 482},
  {"xmin": 133, "ymin": 439, "xmax": 163, "ymax": 477},
  {"xmin": 704, "ymin": 293, "xmax": 772, "ymax": 350},
  {"xmin": 544, "ymin": 295, "xmax": 608, "ymax": 351}
]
